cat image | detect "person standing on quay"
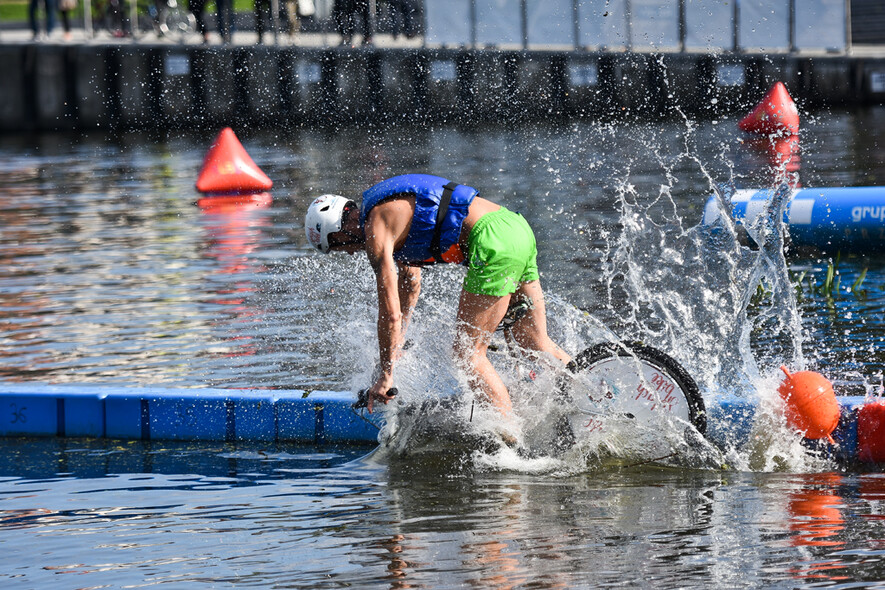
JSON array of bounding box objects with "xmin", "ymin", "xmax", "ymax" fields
[
  {"xmin": 189, "ymin": 0, "xmax": 211, "ymax": 43},
  {"xmin": 334, "ymin": 0, "xmax": 373, "ymax": 46},
  {"xmin": 216, "ymin": 0, "xmax": 234, "ymax": 43},
  {"xmin": 29, "ymin": 0, "xmax": 57, "ymax": 40},
  {"xmin": 58, "ymin": 0, "xmax": 76, "ymax": 41},
  {"xmin": 254, "ymin": 0, "xmax": 272, "ymax": 43}
]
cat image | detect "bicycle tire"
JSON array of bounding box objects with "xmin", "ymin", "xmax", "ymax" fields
[
  {"xmin": 159, "ymin": 6, "xmax": 196, "ymax": 40},
  {"xmin": 570, "ymin": 341, "xmax": 707, "ymax": 435}
]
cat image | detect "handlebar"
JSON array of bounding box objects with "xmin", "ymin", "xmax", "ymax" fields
[{"xmin": 353, "ymin": 387, "xmax": 398, "ymax": 409}]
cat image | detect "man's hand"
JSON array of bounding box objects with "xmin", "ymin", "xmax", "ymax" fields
[{"xmin": 366, "ymin": 373, "xmax": 397, "ymax": 413}]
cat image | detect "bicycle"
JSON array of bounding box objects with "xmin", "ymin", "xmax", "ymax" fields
[
  {"xmin": 144, "ymin": 0, "xmax": 196, "ymax": 42},
  {"xmin": 353, "ymin": 299, "xmax": 717, "ymax": 467}
]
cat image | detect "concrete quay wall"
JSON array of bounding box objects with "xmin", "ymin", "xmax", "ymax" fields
[{"xmin": 2, "ymin": 43, "xmax": 885, "ymax": 132}]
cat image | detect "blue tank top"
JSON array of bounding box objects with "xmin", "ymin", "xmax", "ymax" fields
[{"xmin": 360, "ymin": 174, "xmax": 479, "ymax": 264}]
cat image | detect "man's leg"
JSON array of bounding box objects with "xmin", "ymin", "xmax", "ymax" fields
[
  {"xmin": 508, "ymin": 280, "xmax": 571, "ymax": 366},
  {"xmin": 509, "ymin": 280, "xmax": 576, "ymax": 452},
  {"xmin": 453, "ymin": 289, "xmax": 512, "ymax": 416}
]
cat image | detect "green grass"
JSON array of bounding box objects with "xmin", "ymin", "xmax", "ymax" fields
[
  {"xmin": 0, "ymin": 0, "xmax": 255, "ymax": 22},
  {"xmin": 0, "ymin": 0, "xmax": 28, "ymax": 21},
  {"xmin": 790, "ymin": 252, "xmax": 870, "ymax": 302}
]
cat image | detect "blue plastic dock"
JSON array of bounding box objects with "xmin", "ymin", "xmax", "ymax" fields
[
  {"xmin": 0, "ymin": 384, "xmax": 382, "ymax": 445},
  {"xmin": 702, "ymin": 186, "xmax": 885, "ymax": 251},
  {"xmin": 0, "ymin": 383, "xmax": 873, "ymax": 463}
]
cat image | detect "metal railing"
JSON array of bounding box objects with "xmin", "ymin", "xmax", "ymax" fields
[
  {"xmin": 423, "ymin": 0, "xmax": 851, "ymax": 53},
  {"xmin": 70, "ymin": 0, "xmax": 850, "ymax": 52}
]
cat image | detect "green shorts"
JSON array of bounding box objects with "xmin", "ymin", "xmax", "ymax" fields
[{"xmin": 463, "ymin": 207, "xmax": 540, "ymax": 296}]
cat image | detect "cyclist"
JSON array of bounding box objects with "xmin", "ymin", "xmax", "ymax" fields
[{"xmin": 305, "ymin": 174, "xmax": 571, "ymax": 436}]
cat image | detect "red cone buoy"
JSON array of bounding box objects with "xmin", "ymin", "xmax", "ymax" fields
[
  {"xmin": 196, "ymin": 128, "xmax": 273, "ymax": 195},
  {"xmin": 738, "ymin": 82, "xmax": 800, "ymax": 136},
  {"xmin": 778, "ymin": 366, "xmax": 840, "ymax": 444},
  {"xmin": 857, "ymin": 401, "xmax": 885, "ymax": 463}
]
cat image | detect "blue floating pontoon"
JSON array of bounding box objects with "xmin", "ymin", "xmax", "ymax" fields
[
  {"xmin": 702, "ymin": 187, "xmax": 885, "ymax": 251},
  {"xmin": 0, "ymin": 383, "xmax": 874, "ymax": 464},
  {"xmin": 0, "ymin": 384, "xmax": 381, "ymax": 445}
]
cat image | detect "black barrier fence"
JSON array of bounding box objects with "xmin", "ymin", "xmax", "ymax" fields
[{"xmin": 2, "ymin": 42, "xmax": 884, "ymax": 132}]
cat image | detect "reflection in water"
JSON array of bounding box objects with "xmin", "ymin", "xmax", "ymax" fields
[
  {"xmin": 744, "ymin": 134, "xmax": 801, "ymax": 187},
  {"xmin": 1, "ymin": 439, "xmax": 885, "ymax": 585},
  {"xmin": 198, "ymin": 193, "xmax": 273, "ymax": 360},
  {"xmin": 788, "ymin": 473, "xmax": 845, "ymax": 548},
  {"xmin": 0, "ymin": 153, "xmax": 207, "ymax": 383}
]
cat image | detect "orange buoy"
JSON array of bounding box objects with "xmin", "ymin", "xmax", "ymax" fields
[
  {"xmin": 738, "ymin": 82, "xmax": 800, "ymax": 136},
  {"xmin": 196, "ymin": 128, "xmax": 273, "ymax": 195},
  {"xmin": 778, "ymin": 366, "xmax": 840, "ymax": 444},
  {"xmin": 857, "ymin": 401, "xmax": 885, "ymax": 463}
]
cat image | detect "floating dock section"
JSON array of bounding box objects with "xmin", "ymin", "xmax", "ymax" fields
[
  {"xmin": 0, "ymin": 384, "xmax": 381, "ymax": 445},
  {"xmin": 0, "ymin": 383, "xmax": 878, "ymax": 465},
  {"xmin": 702, "ymin": 186, "xmax": 885, "ymax": 252}
]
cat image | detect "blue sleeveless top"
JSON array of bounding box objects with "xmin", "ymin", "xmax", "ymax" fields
[{"xmin": 360, "ymin": 174, "xmax": 479, "ymax": 264}]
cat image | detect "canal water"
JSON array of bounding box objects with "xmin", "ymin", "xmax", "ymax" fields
[{"xmin": 1, "ymin": 106, "xmax": 885, "ymax": 586}]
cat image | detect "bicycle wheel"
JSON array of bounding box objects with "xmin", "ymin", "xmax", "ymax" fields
[
  {"xmin": 159, "ymin": 2, "xmax": 196, "ymax": 41},
  {"xmin": 561, "ymin": 341, "xmax": 707, "ymax": 460}
]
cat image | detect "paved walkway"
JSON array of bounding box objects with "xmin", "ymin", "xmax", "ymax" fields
[
  {"xmin": 0, "ymin": 22, "xmax": 424, "ymax": 48},
  {"xmin": 2, "ymin": 22, "xmax": 884, "ymax": 57}
]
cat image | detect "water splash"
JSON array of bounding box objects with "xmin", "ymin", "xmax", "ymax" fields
[
  {"xmin": 584, "ymin": 115, "xmax": 826, "ymax": 472},
  {"xmin": 289, "ymin": 114, "xmax": 834, "ymax": 474}
]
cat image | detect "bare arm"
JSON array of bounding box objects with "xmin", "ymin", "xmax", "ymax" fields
[
  {"xmin": 397, "ymin": 263, "xmax": 421, "ymax": 337},
  {"xmin": 363, "ymin": 200, "xmax": 414, "ymax": 412},
  {"xmin": 366, "ymin": 242, "xmax": 401, "ymax": 412}
]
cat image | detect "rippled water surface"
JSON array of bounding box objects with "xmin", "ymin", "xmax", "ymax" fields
[
  {"xmin": 1, "ymin": 107, "xmax": 885, "ymax": 586},
  {"xmin": 3, "ymin": 440, "xmax": 885, "ymax": 588}
]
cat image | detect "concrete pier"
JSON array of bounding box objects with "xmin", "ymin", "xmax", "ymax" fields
[{"xmin": 1, "ymin": 42, "xmax": 884, "ymax": 132}]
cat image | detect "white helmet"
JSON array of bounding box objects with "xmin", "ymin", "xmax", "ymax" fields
[{"xmin": 305, "ymin": 194, "xmax": 353, "ymax": 253}]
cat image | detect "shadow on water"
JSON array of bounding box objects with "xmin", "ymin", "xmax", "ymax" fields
[{"xmin": 0, "ymin": 437, "xmax": 372, "ymax": 482}]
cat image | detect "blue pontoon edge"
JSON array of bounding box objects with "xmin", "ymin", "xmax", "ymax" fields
[
  {"xmin": 0, "ymin": 383, "xmax": 872, "ymax": 464},
  {"xmin": 702, "ymin": 186, "xmax": 885, "ymax": 252}
]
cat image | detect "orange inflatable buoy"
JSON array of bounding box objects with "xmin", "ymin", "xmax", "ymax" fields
[
  {"xmin": 738, "ymin": 82, "xmax": 800, "ymax": 136},
  {"xmin": 196, "ymin": 128, "xmax": 273, "ymax": 195},
  {"xmin": 857, "ymin": 401, "xmax": 885, "ymax": 463},
  {"xmin": 777, "ymin": 366, "xmax": 840, "ymax": 444}
]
